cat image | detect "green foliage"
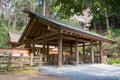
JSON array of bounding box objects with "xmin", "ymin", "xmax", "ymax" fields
[
  {"xmin": 85, "ymin": 46, "xmax": 90, "ymax": 53},
  {"xmin": 0, "ymin": 20, "xmax": 9, "ymax": 48},
  {"xmin": 107, "ymin": 58, "xmax": 120, "ymax": 64},
  {"xmin": 112, "ymin": 53, "xmax": 119, "ymax": 57},
  {"xmin": 110, "ymin": 28, "xmax": 120, "ymax": 37},
  {"xmin": 58, "ymin": 19, "xmax": 80, "ymax": 28}
]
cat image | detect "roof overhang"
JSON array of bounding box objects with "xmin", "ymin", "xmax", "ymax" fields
[{"xmin": 19, "ymin": 10, "xmax": 116, "ymax": 44}]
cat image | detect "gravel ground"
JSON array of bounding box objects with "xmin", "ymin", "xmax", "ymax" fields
[
  {"xmin": 0, "ymin": 72, "xmax": 69, "ymax": 80},
  {"xmin": 35, "ymin": 64, "xmax": 120, "ymax": 80}
]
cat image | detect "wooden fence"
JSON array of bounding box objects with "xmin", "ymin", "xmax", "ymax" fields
[{"xmin": 0, "ymin": 53, "xmax": 43, "ymax": 71}]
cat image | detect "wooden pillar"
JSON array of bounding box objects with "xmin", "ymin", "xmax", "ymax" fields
[
  {"xmin": 69, "ymin": 44, "xmax": 73, "ymax": 63},
  {"xmin": 42, "ymin": 41, "xmax": 46, "ymax": 54},
  {"xmin": 19, "ymin": 53, "xmax": 23, "ymax": 68},
  {"xmin": 47, "ymin": 44, "xmax": 49, "ymax": 62},
  {"xmin": 32, "ymin": 42, "xmax": 35, "ymax": 55},
  {"xmin": 99, "ymin": 41, "xmax": 103, "ymax": 63},
  {"xmin": 30, "ymin": 53, "xmax": 34, "ymax": 67},
  {"xmin": 90, "ymin": 40, "xmax": 94, "ymax": 63},
  {"xmin": 75, "ymin": 37, "xmax": 79, "ymax": 65},
  {"xmin": 58, "ymin": 33, "xmax": 63, "ymax": 66},
  {"xmin": 83, "ymin": 43, "xmax": 85, "ymax": 63},
  {"xmin": 42, "ymin": 30, "xmax": 46, "ymax": 55},
  {"xmin": 70, "ymin": 44, "xmax": 73, "ymax": 55},
  {"xmin": 39, "ymin": 54, "xmax": 43, "ymax": 66},
  {"xmin": 7, "ymin": 53, "xmax": 12, "ymax": 69}
]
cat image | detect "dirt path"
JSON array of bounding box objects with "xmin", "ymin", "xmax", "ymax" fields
[{"xmin": 0, "ymin": 73, "xmax": 69, "ymax": 80}]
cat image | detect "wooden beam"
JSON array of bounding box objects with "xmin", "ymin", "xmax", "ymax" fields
[
  {"xmin": 90, "ymin": 40, "xmax": 94, "ymax": 63},
  {"xmin": 75, "ymin": 37, "xmax": 79, "ymax": 65},
  {"xmin": 46, "ymin": 35, "xmax": 58, "ymax": 41},
  {"xmin": 99, "ymin": 41, "xmax": 103, "ymax": 63},
  {"xmin": 62, "ymin": 34, "xmax": 90, "ymax": 42},
  {"xmin": 79, "ymin": 42, "xmax": 98, "ymax": 47},
  {"xmin": 63, "ymin": 36, "xmax": 75, "ymax": 41},
  {"xmin": 58, "ymin": 33, "xmax": 63, "ymax": 66},
  {"xmin": 19, "ymin": 17, "xmax": 36, "ymax": 42},
  {"xmin": 78, "ymin": 39, "xmax": 89, "ymax": 43},
  {"xmin": 36, "ymin": 19, "xmax": 60, "ymax": 31},
  {"xmin": 34, "ymin": 32, "xmax": 57, "ymax": 40}
]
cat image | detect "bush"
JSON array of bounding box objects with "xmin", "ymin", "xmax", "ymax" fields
[{"xmin": 107, "ymin": 58, "xmax": 120, "ymax": 64}]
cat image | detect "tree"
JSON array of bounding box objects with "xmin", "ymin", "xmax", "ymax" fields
[
  {"xmin": 53, "ymin": 0, "xmax": 120, "ymax": 35},
  {"xmin": 70, "ymin": 7, "xmax": 93, "ymax": 30},
  {"xmin": 0, "ymin": 20, "xmax": 8, "ymax": 48}
]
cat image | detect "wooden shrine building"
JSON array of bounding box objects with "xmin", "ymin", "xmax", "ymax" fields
[{"xmin": 19, "ymin": 10, "xmax": 116, "ymax": 66}]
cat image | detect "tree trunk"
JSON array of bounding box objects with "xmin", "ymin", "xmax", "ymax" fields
[
  {"xmin": 99, "ymin": 23, "xmax": 101, "ymax": 34},
  {"xmin": 13, "ymin": 14, "xmax": 17, "ymax": 31},
  {"xmin": 0, "ymin": 0, "xmax": 2, "ymax": 18},
  {"xmin": 42, "ymin": 0, "xmax": 46, "ymax": 16},
  {"xmin": 94, "ymin": 22, "xmax": 96, "ymax": 33},
  {"xmin": 105, "ymin": 11, "xmax": 110, "ymax": 35}
]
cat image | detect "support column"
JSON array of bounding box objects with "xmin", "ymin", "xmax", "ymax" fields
[
  {"xmin": 83, "ymin": 43, "xmax": 85, "ymax": 63},
  {"xmin": 42, "ymin": 41, "xmax": 46, "ymax": 54},
  {"xmin": 90, "ymin": 40, "xmax": 94, "ymax": 63},
  {"xmin": 32, "ymin": 42, "xmax": 35, "ymax": 55},
  {"xmin": 58, "ymin": 33, "xmax": 63, "ymax": 66},
  {"xmin": 42, "ymin": 30, "xmax": 46, "ymax": 55},
  {"xmin": 75, "ymin": 37, "xmax": 79, "ymax": 65},
  {"xmin": 99, "ymin": 41, "xmax": 103, "ymax": 63},
  {"xmin": 47, "ymin": 44, "xmax": 49, "ymax": 62},
  {"xmin": 69, "ymin": 44, "xmax": 73, "ymax": 63}
]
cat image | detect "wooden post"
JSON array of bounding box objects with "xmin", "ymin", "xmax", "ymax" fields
[
  {"xmin": 99, "ymin": 41, "xmax": 103, "ymax": 63},
  {"xmin": 90, "ymin": 40, "xmax": 94, "ymax": 63},
  {"xmin": 58, "ymin": 33, "xmax": 63, "ymax": 66},
  {"xmin": 42, "ymin": 30, "xmax": 46, "ymax": 55},
  {"xmin": 7, "ymin": 53, "xmax": 12, "ymax": 70},
  {"xmin": 83, "ymin": 43, "xmax": 85, "ymax": 63},
  {"xmin": 19, "ymin": 53, "xmax": 23, "ymax": 68},
  {"xmin": 39, "ymin": 54, "xmax": 43, "ymax": 66},
  {"xmin": 68, "ymin": 44, "xmax": 72, "ymax": 64},
  {"xmin": 30, "ymin": 53, "xmax": 34, "ymax": 67},
  {"xmin": 32, "ymin": 43, "xmax": 35, "ymax": 55},
  {"xmin": 47, "ymin": 44, "xmax": 49, "ymax": 62},
  {"xmin": 75, "ymin": 37, "xmax": 79, "ymax": 65}
]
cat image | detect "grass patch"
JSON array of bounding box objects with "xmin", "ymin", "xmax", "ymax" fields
[{"xmin": 0, "ymin": 69, "xmax": 40, "ymax": 75}]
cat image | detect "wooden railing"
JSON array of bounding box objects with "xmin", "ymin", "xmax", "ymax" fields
[{"xmin": 0, "ymin": 53, "xmax": 43, "ymax": 71}]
